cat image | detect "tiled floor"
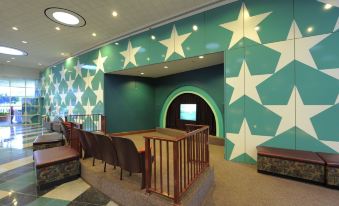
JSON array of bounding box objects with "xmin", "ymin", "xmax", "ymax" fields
[{"xmin": 0, "ymin": 125, "xmax": 117, "ymax": 206}]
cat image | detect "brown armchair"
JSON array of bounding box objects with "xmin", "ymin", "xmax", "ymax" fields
[
  {"xmin": 83, "ymin": 131, "xmax": 103, "ymax": 166},
  {"xmin": 112, "ymin": 136, "xmax": 148, "ymax": 189},
  {"xmin": 93, "ymin": 133, "xmax": 119, "ymax": 172},
  {"xmin": 73, "ymin": 128, "xmax": 92, "ymax": 159}
]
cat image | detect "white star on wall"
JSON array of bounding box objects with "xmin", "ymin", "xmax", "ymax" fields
[
  {"xmin": 45, "ymin": 105, "xmax": 50, "ymax": 114},
  {"xmin": 226, "ymin": 60, "xmax": 270, "ymax": 104},
  {"xmin": 94, "ymin": 83, "xmax": 103, "ymax": 103},
  {"xmin": 220, "ymin": 3, "xmax": 271, "ymax": 49},
  {"xmin": 321, "ymin": 140, "xmax": 339, "ymax": 153},
  {"xmin": 159, "ymin": 25, "xmax": 191, "ymax": 61},
  {"xmin": 120, "ymin": 40, "xmax": 141, "ymax": 68},
  {"xmin": 55, "ymin": 103, "xmax": 60, "ymax": 114},
  {"xmin": 83, "ymin": 70, "xmax": 94, "ymax": 90},
  {"xmin": 321, "ymin": 68, "xmax": 339, "ymax": 80},
  {"xmin": 93, "ymin": 51, "xmax": 107, "ymax": 73},
  {"xmin": 266, "ymin": 39, "xmax": 294, "ymax": 73},
  {"xmin": 67, "ymin": 101, "xmax": 74, "ymax": 115},
  {"xmin": 60, "ymin": 66, "xmax": 66, "ymax": 81},
  {"xmin": 49, "ymin": 72, "xmax": 54, "ymax": 83},
  {"xmin": 60, "ymin": 92, "xmax": 67, "ymax": 105},
  {"xmin": 75, "ymin": 86, "xmax": 83, "ymax": 104},
  {"xmin": 83, "ymin": 99, "xmax": 94, "ymax": 115},
  {"xmin": 54, "ymin": 82, "xmax": 60, "ymax": 94},
  {"xmin": 334, "ymin": 17, "xmax": 339, "ymax": 32},
  {"xmin": 227, "ymin": 119, "xmax": 272, "ymax": 160},
  {"xmin": 49, "ymin": 93, "xmax": 54, "ymax": 104},
  {"xmin": 66, "ymin": 76, "xmax": 74, "ymax": 92},
  {"xmin": 266, "ymin": 87, "xmax": 331, "ymax": 139},
  {"xmin": 74, "ymin": 60, "xmax": 82, "ymax": 78}
]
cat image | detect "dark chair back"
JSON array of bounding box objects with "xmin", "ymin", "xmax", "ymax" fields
[
  {"xmin": 95, "ymin": 133, "xmax": 119, "ymax": 167},
  {"xmin": 73, "ymin": 128, "xmax": 92, "ymax": 159},
  {"xmin": 83, "ymin": 131, "xmax": 103, "ymax": 161},
  {"xmin": 60, "ymin": 122, "xmax": 71, "ymax": 143},
  {"xmin": 112, "ymin": 136, "xmax": 142, "ymax": 173}
]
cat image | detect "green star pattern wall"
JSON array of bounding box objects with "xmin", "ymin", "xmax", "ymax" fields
[{"xmin": 41, "ymin": 0, "xmax": 339, "ymax": 164}]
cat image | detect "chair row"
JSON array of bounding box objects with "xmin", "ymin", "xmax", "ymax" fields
[{"xmin": 73, "ymin": 128, "xmax": 148, "ymax": 189}]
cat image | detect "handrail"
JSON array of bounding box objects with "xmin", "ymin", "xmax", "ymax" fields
[
  {"xmin": 65, "ymin": 114, "xmax": 106, "ymax": 133},
  {"xmin": 144, "ymin": 124, "xmax": 209, "ymax": 204}
]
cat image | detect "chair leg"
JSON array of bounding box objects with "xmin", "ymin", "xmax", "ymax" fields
[
  {"xmin": 129, "ymin": 171, "xmax": 132, "ymax": 176},
  {"xmin": 114, "ymin": 165, "xmax": 116, "ymax": 170},
  {"xmin": 120, "ymin": 168, "xmax": 123, "ymax": 180},
  {"xmin": 141, "ymin": 171, "xmax": 145, "ymax": 189},
  {"xmin": 104, "ymin": 162, "xmax": 106, "ymax": 172},
  {"xmin": 92, "ymin": 158, "xmax": 95, "ymax": 166}
]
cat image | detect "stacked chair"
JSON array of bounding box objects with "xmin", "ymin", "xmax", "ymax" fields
[{"xmin": 77, "ymin": 130, "xmax": 150, "ymax": 189}]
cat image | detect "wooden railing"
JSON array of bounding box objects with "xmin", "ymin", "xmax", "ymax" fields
[
  {"xmin": 65, "ymin": 114, "xmax": 106, "ymax": 133},
  {"xmin": 144, "ymin": 125, "xmax": 209, "ymax": 204}
]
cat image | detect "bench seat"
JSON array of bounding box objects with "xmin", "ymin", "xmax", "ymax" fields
[
  {"xmin": 34, "ymin": 146, "xmax": 80, "ymax": 189},
  {"xmin": 317, "ymin": 152, "xmax": 339, "ymax": 188},
  {"xmin": 257, "ymin": 146, "xmax": 325, "ymax": 183},
  {"xmin": 33, "ymin": 133, "xmax": 64, "ymax": 151}
]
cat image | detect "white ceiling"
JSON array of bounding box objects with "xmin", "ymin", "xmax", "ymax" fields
[
  {"xmin": 110, "ymin": 52, "xmax": 224, "ymax": 78},
  {"xmin": 0, "ymin": 0, "xmax": 229, "ymax": 70}
]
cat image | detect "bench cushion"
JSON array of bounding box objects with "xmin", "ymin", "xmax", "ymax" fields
[
  {"xmin": 317, "ymin": 152, "xmax": 339, "ymax": 168},
  {"xmin": 257, "ymin": 146, "xmax": 325, "ymax": 165},
  {"xmin": 33, "ymin": 133, "xmax": 62, "ymax": 145},
  {"xmin": 34, "ymin": 146, "xmax": 79, "ymax": 169}
]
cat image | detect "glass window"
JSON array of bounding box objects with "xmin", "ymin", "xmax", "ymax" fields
[
  {"xmin": 26, "ymin": 80, "xmax": 36, "ymax": 88},
  {"xmin": 0, "ymin": 80, "xmax": 9, "ymax": 87},
  {"xmin": 11, "ymin": 87, "xmax": 26, "ymax": 97},
  {"xmin": 10, "ymin": 80, "xmax": 25, "ymax": 87},
  {"xmin": 0, "ymin": 86, "xmax": 10, "ymax": 96},
  {"xmin": 26, "ymin": 88, "xmax": 35, "ymax": 97}
]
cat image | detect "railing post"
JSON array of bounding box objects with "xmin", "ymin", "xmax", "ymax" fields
[
  {"xmin": 145, "ymin": 138, "xmax": 151, "ymax": 193},
  {"xmin": 173, "ymin": 141, "xmax": 180, "ymax": 204},
  {"xmin": 101, "ymin": 115, "xmax": 106, "ymax": 134}
]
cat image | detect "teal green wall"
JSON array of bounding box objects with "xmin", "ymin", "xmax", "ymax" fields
[
  {"xmin": 104, "ymin": 74, "xmax": 155, "ymax": 133},
  {"xmin": 41, "ymin": 0, "xmax": 339, "ymax": 163},
  {"xmin": 155, "ymin": 64, "xmax": 224, "ymax": 134}
]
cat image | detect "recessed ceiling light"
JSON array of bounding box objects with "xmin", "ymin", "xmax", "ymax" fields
[
  {"xmin": 61, "ymin": 52, "xmax": 65, "ymax": 56},
  {"xmin": 140, "ymin": 72, "xmax": 144, "ymax": 75},
  {"xmin": 112, "ymin": 11, "xmax": 118, "ymax": 17},
  {"xmin": 164, "ymin": 66, "xmax": 168, "ymax": 69},
  {"xmin": 198, "ymin": 55, "xmax": 204, "ymax": 59},
  {"xmin": 115, "ymin": 42, "xmax": 119, "ymax": 45},
  {"xmin": 255, "ymin": 26, "xmax": 260, "ymax": 31},
  {"xmin": 45, "ymin": 7, "xmax": 86, "ymax": 27},
  {"xmin": 11, "ymin": 57, "xmax": 15, "ymax": 60},
  {"xmin": 92, "ymin": 33, "xmax": 97, "ymax": 37},
  {"xmin": 6, "ymin": 60, "xmax": 11, "ymax": 63},
  {"xmin": 307, "ymin": 27, "xmax": 313, "ymax": 33},
  {"xmin": 53, "ymin": 65, "xmax": 56, "ymax": 68},
  {"xmin": 324, "ymin": 4, "xmax": 332, "ymax": 10},
  {"xmin": 38, "ymin": 63, "xmax": 42, "ymax": 66},
  {"xmin": 12, "ymin": 27, "xmax": 18, "ymax": 31},
  {"xmin": 0, "ymin": 46, "xmax": 28, "ymax": 56},
  {"xmin": 21, "ymin": 41, "xmax": 28, "ymax": 44},
  {"xmin": 151, "ymin": 35, "xmax": 156, "ymax": 40},
  {"xmin": 55, "ymin": 26, "xmax": 61, "ymax": 31},
  {"xmin": 192, "ymin": 25, "xmax": 198, "ymax": 31}
]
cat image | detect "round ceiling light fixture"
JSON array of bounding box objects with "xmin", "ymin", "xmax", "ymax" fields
[
  {"xmin": 45, "ymin": 7, "xmax": 86, "ymax": 27},
  {"xmin": 0, "ymin": 46, "xmax": 28, "ymax": 56}
]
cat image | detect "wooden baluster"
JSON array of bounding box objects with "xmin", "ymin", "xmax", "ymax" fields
[
  {"xmin": 183, "ymin": 138, "xmax": 186, "ymax": 189},
  {"xmin": 153, "ymin": 139, "xmax": 156, "ymax": 190},
  {"xmin": 166, "ymin": 141, "xmax": 169, "ymax": 196},
  {"xmin": 145, "ymin": 138, "xmax": 151, "ymax": 193},
  {"xmin": 173, "ymin": 141, "xmax": 179, "ymax": 204},
  {"xmin": 159, "ymin": 140, "xmax": 163, "ymax": 194},
  {"xmin": 179, "ymin": 140, "xmax": 182, "ymax": 192}
]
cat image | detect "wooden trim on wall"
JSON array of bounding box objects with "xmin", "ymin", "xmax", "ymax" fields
[{"xmin": 110, "ymin": 129, "xmax": 156, "ymax": 136}]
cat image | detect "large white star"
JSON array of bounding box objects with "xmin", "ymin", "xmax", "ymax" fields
[
  {"xmin": 318, "ymin": 0, "xmax": 339, "ymax": 8},
  {"xmin": 321, "ymin": 140, "xmax": 339, "ymax": 153},
  {"xmin": 227, "ymin": 119, "xmax": 272, "ymax": 160},
  {"xmin": 75, "ymin": 86, "xmax": 83, "ymax": 104},
  {"xmin": 83, "ymin": 70, "xmax": 94, "ymax": 90},
  {"xmin": 49, "ymin": 72, "xmax": 54, "ymax": 83},
  {"xmin": 74, "ymin": 60, "xmax": 82, "ymax": 78},
  {"xmin": 159, "ymin": 25, "xmax": 191, "ymax": 61},
  {"xmin": 295, "ymin": 33, "xmax": 331, "ymax": 69},
  {"xmin": 267, "ymin": 87, "xmax": 331, "ymax": 139},
  {"xmin": 66, "ymin": 76, "xmax": 74, "ymax": 92},
  {"xmin": 266, "ymin": 39, "xmax": 294, "ymax": 73},
  {"xmin": 94, "ymin": 83, "xmax": 104, "ymax": 103},
  {"xmin": 120, "ymin": 40, "xmax": 141, "ymax": 68},
  {"xmin": 60, "ymin": 66, "xmax": 66, "ymax": 81},
  {"xmin": 321, "ymin": 68, "xmax": 339, "ymax": 80},
  {"xmin": 54, "ymin": 82, "xmax": 60, "ymax": 94},
  {"xmin": 60, "ymin": 92, "xmax": 67, "ymax": 105},
  {"xmin": 226, "ymin": 60, "xmax": 270, "ymax": 104},
  {"xmin": 55, "ymin": 103, "xmax": 60, "ymax": 114},
  {"xmin": 44, "ymin": 105, "xmax": 50, "ymax": 114},
  {"xmin": 334, "ymin": 17, "xmax": 339, "ymax": 32},
  {"xmin": 67, "ymin": 101, "xmax": 74, "ymax": 115},
  {"xmin": 49, "ymin": 93, "xmax": 54, "ymax": 104},
  {"xmin": 93, "ymin": 51, "xmax": 107, "ymax": 73},
  {"xmin": 220, "ymin": 3, "xmax": 271, "ymax": 49},
  {"xmin": 83, "ymin": 99, "xmax": 94, "ymax": 115}
]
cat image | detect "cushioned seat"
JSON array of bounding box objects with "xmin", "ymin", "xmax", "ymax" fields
[
  {"xmin": 257, "ymin": 146, "xmax": 325, "ymax": 165},
  {"xmin": 33, "ymin": 133, "xmax": 64, "ymax": 151},
  {"xmin": 317, "ymin": 152, "xmax": 339, "ymax": 188},
  {"xmin": 257, "ymin": 146, "xmax": 325, "ymax": 183},
  {"xmin": 34, "ymin": 146, "xmax": 80, "ymax": 189}
]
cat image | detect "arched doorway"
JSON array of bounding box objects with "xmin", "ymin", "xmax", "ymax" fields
[
  {"xmin": 159, "ymin": 86, "xmax": 224, "ymax": 137},
  {"xmin": 166, "ymin": 93, "xmax": 216, "ymax": 135}
]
